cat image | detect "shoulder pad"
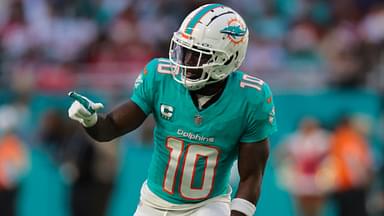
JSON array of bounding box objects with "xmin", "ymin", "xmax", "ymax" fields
[{"xmin": 232, "ymin": 71, "xmax": 270, "ymax": 106}]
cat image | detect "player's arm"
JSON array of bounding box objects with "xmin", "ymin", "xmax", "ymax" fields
[
  {"xmin": 231, "ymin": 138, "xmax": 269, "ymax": 216},
  {"xmin": 68, "ymin": 60, "xmax": 158, "ymax": 142},
  {"xmin": 68, "ymin": 92, "xmax": 147, "ymax": 142},
  {"xmin": 86, "ymin": 100, "xmax": 147, "ymax": 142}
]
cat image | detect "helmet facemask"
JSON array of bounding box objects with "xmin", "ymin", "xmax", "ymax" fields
[{"xmin": 169, "ymin": 34, "xmax": 230, "ymax": 90}]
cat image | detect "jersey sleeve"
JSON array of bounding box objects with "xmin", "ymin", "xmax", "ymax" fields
[
  {"xmin": 240, "ymin": 83, "xmax": 277, "ymax": 143},
  {"xmin": 130, "ymin": 59, "xmax": 158, "ymax": 115}
]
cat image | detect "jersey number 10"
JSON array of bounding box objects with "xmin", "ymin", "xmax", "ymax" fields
[
  {"xmin": 163, "ymin": 137, "xmax": 220, "ymax": 200},
  {"xmin": 240, "ymin": 74, "xmax": 264, "ymax": 91}
]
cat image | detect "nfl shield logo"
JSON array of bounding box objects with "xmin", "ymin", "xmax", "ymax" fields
[{"xmin": 194, "ymin": 114, "xmax": 203, "ymax": 125}]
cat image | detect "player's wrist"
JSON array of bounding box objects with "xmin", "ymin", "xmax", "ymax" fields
[
  {"xmin": 82, "ymin": 113, "xmax": 98, "ymax": 128},
  {"xmin": 231, "ymin": 198, "xmax": 256, "ymax": 216}
]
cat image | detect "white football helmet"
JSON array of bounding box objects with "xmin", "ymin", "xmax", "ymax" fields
[{"xmin": 169, "ymin": 4, "xmax": 249, "ymax": 90}]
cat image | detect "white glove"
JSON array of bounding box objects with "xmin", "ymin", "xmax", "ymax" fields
[{"xmin": 68, "ymin": 91, "xmax": 104, "ymax": 127}]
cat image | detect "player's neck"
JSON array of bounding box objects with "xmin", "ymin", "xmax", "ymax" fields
[{"xmin": 190, "ymin": 78, "xmax": 228, "ymax": 96}]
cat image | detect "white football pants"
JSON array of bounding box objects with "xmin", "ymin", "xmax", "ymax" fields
[{"xmin": 133, "ymin": 181, "xmax": 231, "ymax": 216}]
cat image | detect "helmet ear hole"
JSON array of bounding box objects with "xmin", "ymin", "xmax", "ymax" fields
[
  {"xmin": 224, "ymin": 55, "xmax": 234, "ymax": 66},
  {"xmin": 234, "ymin": 51, "xmax": 239, "ymax": 60}
]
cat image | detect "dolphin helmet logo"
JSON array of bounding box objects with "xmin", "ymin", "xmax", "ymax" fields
[{"xmin": 220, "ymin": 18, "xmax": 247, "ymax": 44}]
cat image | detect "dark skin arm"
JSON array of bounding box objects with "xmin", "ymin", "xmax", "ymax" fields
[
  {"xmin": 85, "ymin": 99, "xmax": 147, "ymax": 142},
  {"xmin": 231, "ymin": 138, "xmax": 270, "ymax": 216}
]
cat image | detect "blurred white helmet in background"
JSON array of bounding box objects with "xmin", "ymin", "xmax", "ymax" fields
[{"xmin": 169, "ymin": 4, "xmax": 249, "ymax": 90}]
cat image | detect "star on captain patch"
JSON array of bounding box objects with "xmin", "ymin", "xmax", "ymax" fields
[{"xmin": 194, "ymin": 114, "xmax": 203, "ymax": 125}]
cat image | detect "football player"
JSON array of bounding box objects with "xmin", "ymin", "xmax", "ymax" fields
[{"xmin": 68, "ymin": 4, "xmax": 277, "ymax": 216}]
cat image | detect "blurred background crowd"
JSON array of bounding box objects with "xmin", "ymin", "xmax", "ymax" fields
[{"xmin": 0, "ymin": 0, "xmax": 383, "ymax": 216}]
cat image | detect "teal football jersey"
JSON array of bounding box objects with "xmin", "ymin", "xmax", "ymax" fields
[{"xmin": 131, "ymin": 58, "xmax": 277, "ymax": 204}]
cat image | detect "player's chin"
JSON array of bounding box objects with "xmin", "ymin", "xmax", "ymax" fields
[{"xmin": 186, "ymin": 68, "xmax": 203, "ymax": 80}]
